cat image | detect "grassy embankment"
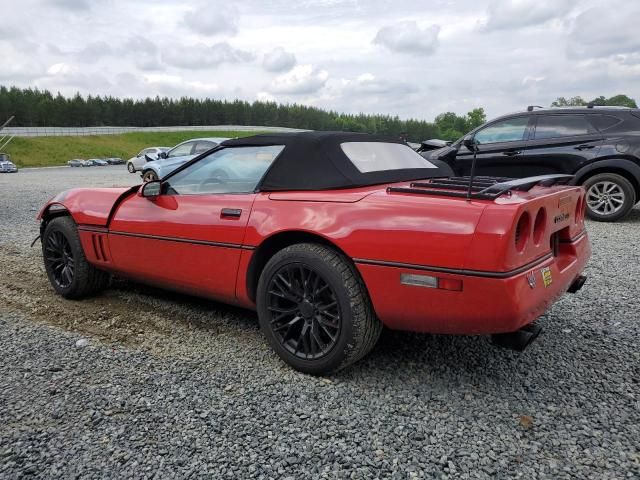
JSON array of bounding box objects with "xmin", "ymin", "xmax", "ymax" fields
[{"xmin": 4, "ymin": 130, "xmax": 260, "ymax": 168}]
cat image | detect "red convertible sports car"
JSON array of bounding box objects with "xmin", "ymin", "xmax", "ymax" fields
[{"xmin": 38, "ymin": 132, "xmax": 590, "ymax": 374}]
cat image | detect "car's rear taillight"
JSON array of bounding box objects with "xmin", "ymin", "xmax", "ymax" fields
[
  {"xmin": 515, "ymin": 212, "xmax": 531, "ymax": 252},
  {"xmin": 575, "ymin": 194, "xmax": 586, "ymax": 223},
  {"xmin": 532, "ymin": 208, "xmax": 547, "ymax": 246}
]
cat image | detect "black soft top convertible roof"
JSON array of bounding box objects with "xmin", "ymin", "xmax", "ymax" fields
[{"xmin": 220, "ymin": 131, "xmax": 448, "ymax": 191}]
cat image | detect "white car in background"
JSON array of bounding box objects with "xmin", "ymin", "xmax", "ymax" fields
[
  {"xmin": 126, "ymin": 146, "xmax": 170, "ymax": 173},
  {"xmin": 140, "ymin": 138, "xmax": 230, "ymax": 182}
]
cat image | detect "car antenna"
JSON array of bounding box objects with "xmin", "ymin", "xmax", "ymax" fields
[{"xmin": 462, "ymin": 135, "xmax": 480, "ymax": 201}]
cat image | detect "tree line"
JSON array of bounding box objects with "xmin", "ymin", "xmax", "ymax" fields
[
  {"xmin": 0, "ymin": 86, "xmax": 636, "ymax": 142},
  {"xmin": 0, "ymin": 86, "xmax": 486, "ymax": 142}
]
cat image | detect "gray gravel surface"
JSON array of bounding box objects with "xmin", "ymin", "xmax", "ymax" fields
[{"xmin": 0, "ymin": 166, "xmax": 639, "ymax": 479}]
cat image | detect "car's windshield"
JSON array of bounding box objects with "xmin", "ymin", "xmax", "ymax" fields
[
  {"xmin": 168, "ymin": 141, "xmax": 194, "ymax": 158},
  {"xmin": 340, "ymin": 142, "xmax": 438, "ymax": 173},
  {"xmin": 165, "ymin": 145, "xmax": 284, "ymax": 195}
]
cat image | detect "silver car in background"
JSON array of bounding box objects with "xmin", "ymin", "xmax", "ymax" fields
[
  {"xmin": 0, "ymin": 153, "xmax": 18, "ymax": 173},
  {"xmin": 140, "ymin": 137, "xmax": 230, "ymax": 182},
  {"xmin": 126, "ymin": 146, "xmax": 170, "ymax": 173}
]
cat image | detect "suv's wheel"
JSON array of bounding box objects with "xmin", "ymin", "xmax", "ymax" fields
[
  {"xmin": 42, "ymin": 216, "xmax": 111, "ymax": 299},
  {"xmin": 142, "ymin": 170, "xmax": 158, "ymax": 182},
  {"xmin": 127, "ymin": 162, "xmax": 135, "ymax": 173},
  {"xmin": 583, "ymin": 173, "xmax": 636, "ymax": 222},
  {"xmin": 257, "ymin": 243, "xmax": 382, "ymax": 375}
]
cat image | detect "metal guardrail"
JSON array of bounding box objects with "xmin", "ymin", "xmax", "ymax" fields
[{"xmin": 1, "ymin": 125, "xmax": 308, "ymax": 137}]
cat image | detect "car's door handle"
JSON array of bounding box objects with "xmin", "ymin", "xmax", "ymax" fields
[
  {"xmin": 575, "ymin": 144, "xmax": 595, "ymax": 150},
  {"xmin": 503, "ymin": 150, "xmax": 521, "ymax": 156},
  {"xmin": 221, "ymin": 208, "xmax": 242, "ymax": 218}
]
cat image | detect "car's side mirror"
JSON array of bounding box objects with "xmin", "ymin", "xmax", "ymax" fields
[
  {"xmin": 158, "ymin": 152, "xmax": 167, "ymax": 159},
  {"xmin": 462, "ymin": 135, "xmax": 479, "ymax": 153},
  {"xmin": 140, "ymin": 180, "xmax": 161, "ymax": 198}
]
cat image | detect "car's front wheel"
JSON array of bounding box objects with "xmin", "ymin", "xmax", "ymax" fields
[
  {"xmin": 127, "ymin": 162, "xmax": 135, "ymax": 173},
  {"xmin": 142, "ymin": 170, "xmax": 158, "ymax": 182},
  {"xmin": 583, "ymin": 173, "xmax": 636, "ymax": 222},
  {"xmin": 42, "ymin": 216, "xmax": 110, "ymax": 299},
  {"xmin": 257, "ymin": 243, "xmax": 382, "ymax": 375}
]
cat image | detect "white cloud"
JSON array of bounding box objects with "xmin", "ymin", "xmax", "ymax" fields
[
  {"xmin": 162, "ymin": 42, "xmax": 254, "ymax": 69},
  {"xmin": 76, "ymin": 41, "xmax": 112, "ymax": 63},
  {"xmin": 46, "ymin": 63, "xmax": 78, "ymax": 76},
  {"xmin": 123, "ymin": 36, "xmax": 162, "ymax": 71},
  {"xmin": 481, "ymin": 0, "xmax": 576, "ymax": 31},
  {"xmin": 567, "ymin": 6, "xmax": 640, "ymax": 60},
  {"xmin": 184, "ymin": 4, "xmax": 239, "ymax": 36},
  {"xmin": 269, "ymin": 64, "xmax": 329, "ymax": 94},
  {"xmin": 257, "ymin": 91, "xmax": 277, "ymax": 102},
  {"xmin": 373, "ymin": 21, "xmax": 440, "ymax": 55},
  {"xmin": 262, "ymin": 47, "xmax": 296, "ymax": 73}
]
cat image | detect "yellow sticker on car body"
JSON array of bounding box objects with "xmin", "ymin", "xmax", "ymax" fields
[{"xmin": 541, "ymin": 267, "xmax": 553, "ymax": 288}]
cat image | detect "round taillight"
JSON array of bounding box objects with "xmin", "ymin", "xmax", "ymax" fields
[
  {"xmin": 533, "ymin": 208, "xmax": 546, "ymax": 245},
  {"xmin": 515, "ymin": 212, "xmax": 531, "ymax": 252}
]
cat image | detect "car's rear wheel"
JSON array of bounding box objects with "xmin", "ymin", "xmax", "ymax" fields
[
  {"xmin": 127, "ymin": 162, "xmax": 135, "ymax": 173},
  {"xmin": 583, "ymin": 173, "xmax": 636, "ymax": 222},
  {"xmin": 142, "ymin": 170, "xmax": 158, "ymax": 182},
  {"xmin": 257, "ymin": 243, "xmax": 382, "ymax": 375},
  {"xmin": 42, "ymin": 216, "xmax": 110, "ymax": 299}
]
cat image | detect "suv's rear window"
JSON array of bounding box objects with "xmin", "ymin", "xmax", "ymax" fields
[
  {"xmin": 588, "ymin": 115, "xmax": 622, "ymax": 132},
  {"xmin": 534, "ymin": 115, "xmax": 594, "ymax": 139},
  {"xmin": 340, "ymin": 142, "xmax": 437, "ymax": 173}
]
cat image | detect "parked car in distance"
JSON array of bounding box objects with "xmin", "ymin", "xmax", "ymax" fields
[
  {"xmin": 83, "ymin": 159, "xmax": 98, "ymax": 167},
  {"xmin": 141, "ymin": 138, "xmax": 230, "ymax": 182},
  {"xmin": 37, "ymin": 132, "xmax": 590, "ymax": 374},
  {"xmin": 126, "ymin": 147, "xmax": 170, "ymax": 173},
  {"xmin": 420, "ymin": 106, "xmax": 640, "ymax": 222},
  {"xmin": 106, "ymin": 157, "xmax": 124, "ymax": 165},
  {"xmin": 92, "ymin": 159, "xmax": 109, "ymax": 166},
  {"xmin": 68, "ymin": 159, "xmax": 84, "ymax": 167},
  {"xmin": 0, "ymin": 153, "xmax": 18, "ymax": 173}
]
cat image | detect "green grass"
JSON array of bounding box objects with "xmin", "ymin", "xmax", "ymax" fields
[{"xmin": 3, "ymin": 130, "xmax": 261, "ymax": 167}]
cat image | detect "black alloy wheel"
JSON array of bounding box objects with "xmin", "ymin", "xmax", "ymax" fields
[
  {"xmin": 265, "ymin": 263, "xmax": 341, "ymax": 360},
  {"xmin": 44, "ymin": 230, "xmax": 75, "ymax": 288},
  {"xmin": 42, "ymin": 216, "xmax": 111, "ymax": 298},
  {"xmin": 257, "ymin": 243, "xmax": 382, "ymax": 375}
]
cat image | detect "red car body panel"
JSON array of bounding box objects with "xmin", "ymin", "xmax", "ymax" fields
[
  {"xmin": 38, "ymin": 179, "xmax": 590, "ymax": 335},
  {"xmin": 39, "ymin": 188, "xmax": 132, "ymax": 226}
]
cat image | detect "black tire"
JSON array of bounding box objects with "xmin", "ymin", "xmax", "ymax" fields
[
  {"xmin": 127, "ymin": 162, "xmax": 135, "ymax": 173},
  {"xmin": 142, "ymin": 170, "xmax": 158, "ymax": 182},
  {"xmin": 583, "ymin": 173, "xmax": 636, "ymax": 222},
  {"xmin": 42, "ymin": 216, "xmax": 110, "ymax": 299},
  {"xmin": 256, "ymin": 243, "xmax": 381, "ymax": 375}
]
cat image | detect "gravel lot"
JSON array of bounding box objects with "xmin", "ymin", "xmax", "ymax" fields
[{"xmin": 1, "ymin": 166, "xmax": 639, "ymax": 479}]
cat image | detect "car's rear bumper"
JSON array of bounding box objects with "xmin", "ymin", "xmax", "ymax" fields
[{"xmin": 356, "ymin": 232, "xmax": 591, "ymax": 335}]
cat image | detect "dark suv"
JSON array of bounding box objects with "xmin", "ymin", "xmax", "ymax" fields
[{"xmin": 421, "ymin": 107, "xmax": 640, "ymax": 221}]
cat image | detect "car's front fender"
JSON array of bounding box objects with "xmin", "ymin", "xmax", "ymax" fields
[{"xmin": 37, "ymin": 187, "xmax": 138, "ymax": 226}]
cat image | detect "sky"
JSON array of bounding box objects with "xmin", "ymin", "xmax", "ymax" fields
[{"xmin": 0, "ymin": 0, "xmax": 639, "ymax": 122}]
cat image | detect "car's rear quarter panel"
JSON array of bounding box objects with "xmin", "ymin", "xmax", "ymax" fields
[{"xmin": 241, "ymin": 184, "xmax": 590, "ymax": 335}]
